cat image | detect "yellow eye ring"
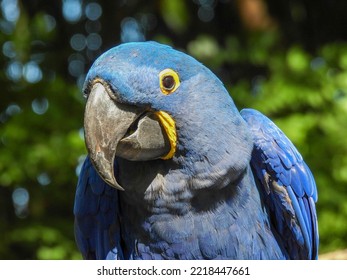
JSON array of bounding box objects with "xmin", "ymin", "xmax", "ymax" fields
[{"xmin": 159, "ymin": 69, "xmax": 180, "ymax": 95}]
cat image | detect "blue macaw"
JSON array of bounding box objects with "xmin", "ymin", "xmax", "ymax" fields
[{"xmin": 74, "ymin": 41, "xmax": 318, "ymax": 260}]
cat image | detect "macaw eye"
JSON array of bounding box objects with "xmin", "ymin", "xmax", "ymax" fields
[
  {"xmin": 159, "ymin": 68, "xmax": 180, "ymax": 95},
  {"xmin": 162, "ymin": 76, "xmax": 175, "ymax": 90}
]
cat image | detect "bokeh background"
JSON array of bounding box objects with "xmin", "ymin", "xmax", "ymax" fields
[{"xmin": 1, "ymin": 0, "xmax": 347, "ymax": 259}]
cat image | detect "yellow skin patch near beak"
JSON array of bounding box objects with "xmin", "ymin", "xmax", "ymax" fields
[{"xmin": 155, "ymin": 111, "xmax": 177, "ymax": 159}]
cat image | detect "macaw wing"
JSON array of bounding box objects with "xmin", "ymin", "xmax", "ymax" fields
[
  {"xmin": 241, "ymin": 109, "xmax": 318, "ymax": 259},
  {"xmin": 74, "ymin": 156, "xmax": 123, "ymax": 259}
]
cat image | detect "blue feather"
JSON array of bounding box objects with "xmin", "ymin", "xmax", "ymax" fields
[
  {"xmin": 74, "ymin": 42, "xmax": 318, "ymax": 260},
  {"xmin": 241, "ymin": 108, "xmax": 319, "ymax": 259}
]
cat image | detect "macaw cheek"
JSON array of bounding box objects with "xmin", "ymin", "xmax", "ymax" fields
[
  {"xmin": 117, "ymin": 113, "xmax": 171, "ymax": 161},
  {"xmin": 84, "ymin": 82, "xmax": 142, "ymax": 190}
]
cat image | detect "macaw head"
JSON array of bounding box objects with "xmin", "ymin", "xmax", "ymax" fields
[{"xmin": 83, "ymin": 42, "xmax": 253, "ymax": 191}]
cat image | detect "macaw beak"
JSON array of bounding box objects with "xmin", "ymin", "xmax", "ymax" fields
[{"xmin": 84, "ymin": 82, "xmax": 175, "ymax": 190}]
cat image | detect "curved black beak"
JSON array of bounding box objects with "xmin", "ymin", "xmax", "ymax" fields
[{"xmin": 84, "ymin": 82, "xmax": 172, "ymax": 190}]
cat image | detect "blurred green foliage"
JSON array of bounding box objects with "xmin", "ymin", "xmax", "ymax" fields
[{"xmin": 0, "ymin": 0, "xmax": 346, "ymax": 259}]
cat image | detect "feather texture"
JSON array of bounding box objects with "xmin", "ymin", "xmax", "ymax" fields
[
  {"xmin": 74, "ymin": 42, "xmax": 319, "ymax": 260},
  {"xmin": 241, "ymin": 108, "xmax": 319, "ymax": 259}
]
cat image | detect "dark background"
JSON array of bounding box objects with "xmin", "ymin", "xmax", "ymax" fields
[{"xmin": 1, "ymin": 0, "xmax": 347, "ymax": 259}]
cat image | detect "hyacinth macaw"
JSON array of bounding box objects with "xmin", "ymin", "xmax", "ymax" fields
[{"xmin": 74, "ymin": 41, "xmax": 318, "ymax": 260}]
